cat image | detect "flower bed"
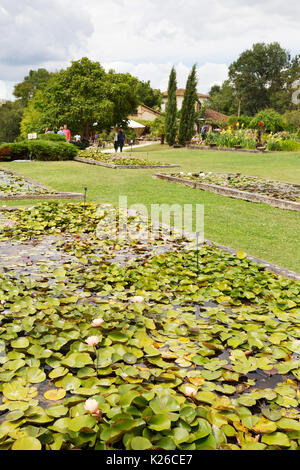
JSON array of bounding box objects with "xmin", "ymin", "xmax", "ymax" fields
[
  {"xmin": 0, "ymin": 201, "xmax": 299, "ymax": 450},
  {"xmin": 0, "ymin": 167, "xmax": 83, "ymax": 201},
  {"xmin": 153, "ymin": 172, "xmax": 300, "ymax": 212},
  {"xmin": 194, "ymin": 128, "xmax": 300, "ymax": 152},
  {"xmin": 75, "ymin": 149, "xmax": 179, "ymax": 169}
]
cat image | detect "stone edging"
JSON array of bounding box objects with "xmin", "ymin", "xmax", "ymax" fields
[
  {"xmin": 74, "ymin": 156, "xmax": 179, "ymax": 169},
  {"xmin": 187, "ymin": 145, "xmax": 300, "ymax": 154},
  {"xmin": 0, "ymin": 166, "xmax": 84, "ymax": 200},
  {"xmin": 153, "ymin": 174, "xmax": 300, "ymax": 212}
]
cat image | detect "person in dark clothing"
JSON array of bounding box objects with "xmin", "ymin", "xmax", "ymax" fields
[{"xmin": 118, "ymin": 128, "xmax": 126, "ymax": 152}]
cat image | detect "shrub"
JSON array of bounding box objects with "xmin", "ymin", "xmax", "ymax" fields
[
  {"xmin": 0, "ymin": 144, "xmax": 12, "ymax": 161},
  {"xmin": 227, "ymin": 115, "xmax": 252, "ymax": 129},
  {"xmin": 283, "ymin": 110, "xmax": 300, "ymax": 130},
  {"xmin": 1, "ymin": 140, "xmax": 78, "ymax": 161},
  {"xmin": 250, "ymin": 109, "xmax": 286, "ymax": 133},
  {"xmin": 37, "ymin": 133, "xmax": 67, "ymax": 142}
]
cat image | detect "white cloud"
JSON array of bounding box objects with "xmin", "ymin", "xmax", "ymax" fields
[{"xmin": 0, "ymin": 0, "xmax": 299, "ymax": 99}]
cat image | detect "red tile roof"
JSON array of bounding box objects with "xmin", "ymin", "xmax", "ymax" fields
[
  {"xmin": 162, "ymin": 89, "xmax": 209, "ymax": 99},
  {"xmin": 205, "ymin": 109, "xmax": 229, "ymax": 122}
]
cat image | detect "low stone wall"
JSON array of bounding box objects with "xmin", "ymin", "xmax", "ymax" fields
[
  {"xmin": 0, "ymin": 166, "xmax": 83, "ymax": 200},
  {"xmin": 153, "ymin": 173, "xmax": 300, "ymax": 212},
  {"xmin": 187, "ymin": 145, "xmax": 269, "ymax": 153},
  {"xmin": 74, "ymin": 156, "xmax": 179, "ymax": 169}
]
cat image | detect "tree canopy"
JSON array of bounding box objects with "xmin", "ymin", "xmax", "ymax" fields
[
  {"xmin": 0, "ymin": 101, "xmax": 24, "ymax": 143},
  {"xmin": 22, "ymin": 58, "xmax": 140, "ymax": 139},
  {"xmin": 178, "ymin": 64, "xmax": 198, "ymax": 145},
  {"xmin": 165, "ymin": 67, "xmax": 177, "ymax": 146},
  {"xmin": 228, "ymin": 42, "xmax": 299, "ymax": 115},
  {"xmin": 13, "ymin": 68, "xmax": 52, "ymax": 105},
  {"xmin": 135, "ymin": 80, "xmax": 162, "ymax": 110}
]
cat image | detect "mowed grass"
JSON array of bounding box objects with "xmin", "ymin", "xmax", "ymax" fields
[{"xmin": 1, "ymin": 146, "xmax": 300, "ymax": 272}]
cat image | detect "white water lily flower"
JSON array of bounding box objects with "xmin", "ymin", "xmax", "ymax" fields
[
  {"xmin": 185, "ymin": 386, "xmax": 197, "ymax": 397},
  {"xmin": 84, "ymin": 399, "xmax": 100, "ymax": 415},
  {"xmin": 131, "ymin": 296, "xmax": 144, "ymax": 303},
  {"xmin": 92, "ymin": 318, "xmax": 104, "ymax": 327},
  {"xmin": 86, "ymin": 336, "xmax": 100, "ymax": 347}
]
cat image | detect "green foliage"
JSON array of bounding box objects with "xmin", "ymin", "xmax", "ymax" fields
[
  {"xmin": 265, "ymin": 135, "xmax": 300, "ymax": 151},
  {"xmin": 0, "ymin": 201, "xmax": 299, "ymax": 449},
  {"xmin": 207, "ymin": 80, "xmax": 239, "ymax": 116},
  {"xmin": 21, "ymin": 58, "xmax": 139, "ymax": 140},
  {"xmin": 178, "ymin": 65, "xmax": 198, "ymax": 145},
  {"xmin": 2, "ymin": 140, "xmax": 78, "ymax": 161},
  {"xmin": 250, "ymin": 109, "xmax": 286, "ymax": 133},
  {"xmin": 37, "ymin": 134, "xmax": 67, "ymax": 142},
  {"xmin": 135, "ymin": 80, "xmax": 162, "ymax": 109},
  {"xmin": 227, "ymin": 115, "xmax": 252, "ymax": 129},
  {"xmin": 13, "ymin": 68, "xmax": 52, "ymax": 105},
  {"xmin": 165, "ymin": 67, "xmax": 177, "ymax": 146},
  {"xmin": 0, "ymin": 101, "xmax": 24, "ymax": 143},
  {"xmin": 20, "ymin": 94, "xmax": 48, "ymax": 138},
  {"xmin": 283, "ymin": 110, "xmax": 300, "ymax": 130},
  {"xmin": 205, "ymin": 129, "xmax": 257, "ymax": 149},
  {"xmin": 229, "ymin": 42, "xmax": 298, "ymax": 115}
]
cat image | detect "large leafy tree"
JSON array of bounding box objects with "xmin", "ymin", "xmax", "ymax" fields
[
  {"xmin": 228, "ymin": 42, "xmax": 295, "ymax": 115},
  {"xmin": 135, "ymin": 80, "xmax": 162, "ymax": 109},
  {"xmin": 178, "ymin": 64, "xmax": 198, "ymax": 145},
  {"xmin": 165, "ymin": 67, "xmax": 177, "ymax": 146},
  {"xmin": 24, "ymin": 58, "xmax": 139, "ymax": 139},
  {"xmin": 13, "ymin": 69, "xmax": 52, "ymax": 105},
  {"xmin": 207, "ymin": 80, "xmax": 239, "ymax": 116},
  {"xmin": 0, "ymin": 101, "xmax": 24, "ymax": 143}
]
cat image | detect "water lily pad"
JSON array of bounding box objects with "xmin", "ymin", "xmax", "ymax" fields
[{"xmin": 11, "ymin": 437, "xmax": 42, "ymax": 450}]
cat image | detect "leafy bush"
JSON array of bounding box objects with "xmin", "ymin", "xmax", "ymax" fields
[
  {"xmin": 0, "ymin": 144, "xmax": 12, "ymax": 161},
  {"xmin": 227, "ymin": 115, "xmax": 252, "ymax": 129},
  {"xmin": 1, "ymin": 140, "xmax": 78, "ymax": 161},
  {"xmin": 283, "ymin": 110, "xmax": 300, "ymax": 130},
  {"xmin": 266, "ymin": 136, "xmax": 300, "ymax": 151},
  {"xmin": 37, "ymin": 133, "xmax": 67, "ymax": 142},
  {"xmin": 250, "ymin": 109, "xmax": 286, "ymax": 133}
]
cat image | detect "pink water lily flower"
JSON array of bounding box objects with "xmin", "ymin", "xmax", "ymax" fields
[
  {"xmin": 185, "ymin": 386, "xmax": 197, "ymax": 398},
  {"xmin": 92, "ymin": 318, "xmax": 104, "ymax": 327},
  {"xmin": 131, "ymin": 296, "xmax": 144, "ymax": 303},
  {"xmin": 86, "ymin": 336, "xmax": 100, "ymax": 347},
  {"xmin": 84, "ymin": 399, "xmax": 100, "ymax": 415}
]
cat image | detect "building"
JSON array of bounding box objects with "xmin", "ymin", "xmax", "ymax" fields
[
  {"xmin": 161, "ymin": 89, "xmax": 209, "ymax": 112},
  {"xmin": 0, "ymin": 99, "xmax": 7, "ymax": 106},
  {"xmin": 128, "ymin": 103, "xmax": 161, "ymax": 122}
]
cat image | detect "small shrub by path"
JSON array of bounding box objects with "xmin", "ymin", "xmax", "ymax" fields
[
  {"xmin": 75, "ymin": 149, "xmax": 179, "ymax": 169},
  {"xmin": 0, "ymin": 166, "xmax": 83, "ymax": 201},
  {"xmin": 153, "ymin": 172, "xmax": 300, "ymax": 212},
  {"xmin": 0, "ymin": 201, "xmax": 300, "ymax": 450}
]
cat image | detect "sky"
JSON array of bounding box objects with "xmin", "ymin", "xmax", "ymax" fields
[{"xmin": 0, "ymin": 0, "xmax": 300, "ymax": 100}]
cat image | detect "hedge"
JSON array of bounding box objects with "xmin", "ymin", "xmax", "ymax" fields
[
  {"xmin": 37, "ymin": 133, "xmax": 67, "ymax": 142},
  {"xmin": 0, "ymin": 140, "xmax": 78, "ymax": 161}
]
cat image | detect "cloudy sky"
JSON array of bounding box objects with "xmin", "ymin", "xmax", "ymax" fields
[{"xmin": 0, "ymin": 0, "xmax": 299, "ymax": 100}]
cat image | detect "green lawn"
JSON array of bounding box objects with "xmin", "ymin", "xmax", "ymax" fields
[{"xmin": 1, "ymin": 146, "xmax": 300, "ymax": 272}]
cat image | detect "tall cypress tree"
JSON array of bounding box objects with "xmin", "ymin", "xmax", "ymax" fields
[
  {"xmin": 178, "ymin": 65, "xmax": 198, "ymax": 146},
  {"xmin": 165, "ymin": 67, "xmax": 177, "ymax": 146}
]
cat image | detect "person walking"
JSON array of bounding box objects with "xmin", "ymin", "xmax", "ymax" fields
[
  {"xmin": 113, "ymin": 130, "xmax": 119, "ymax": 153},
  {"xmin": 117, "ymin": 128, "xmax": 126, "ymax": 153},
  {"xmin": 63, "ymin": 124, "xmax": 71, "ymax": 142},
  {"xmin": 57, "ymin": 126, "xmax": 65, "ymax": 136}
]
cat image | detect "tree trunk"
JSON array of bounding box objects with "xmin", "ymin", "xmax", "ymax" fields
[
  {"xmin": 84, "ymin": 122, "xmax": 89, "ymax": 141},
  {"xmin": 237, "ymin": 99, "xmax": 241, "ymax": 117}
]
